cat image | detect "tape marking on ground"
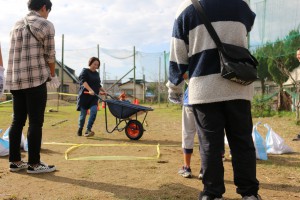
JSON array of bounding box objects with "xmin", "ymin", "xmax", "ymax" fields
[{"xmin": 44, "ymin": 142, "xmax": 160, "ymax": 161}]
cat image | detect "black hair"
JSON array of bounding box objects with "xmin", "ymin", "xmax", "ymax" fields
[
  {"xmin": 28, "ymin": 0, "xmax": 52, "ymax": 11},
  {"xmin": 88, "ymin": 57, "xmax": 101, "ymax": 69}
]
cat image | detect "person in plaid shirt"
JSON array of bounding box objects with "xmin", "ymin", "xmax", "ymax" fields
[{"xmin": 6, "ymin": 0, "xmax": 57, "ymax": 174}]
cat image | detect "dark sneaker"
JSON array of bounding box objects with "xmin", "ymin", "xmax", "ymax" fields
[
  {"xmin": 178, "ymin": 166, "xmax": 192, "ymax": 178},
  {"xmin": 9, "ymin": 161, "xmax": 28, "ymax": 172},
  {"xmin": 77, "ymin": 128, "xmax": 83, "ymax": 136},
  {"xmin": 242, "ymin": 195, "xmax": 262, "ymax": 200},
  {"xmin": 84, "ymin": 130, "xmax": 95, "ymax": 137},
  {"xmin": 199, "ymin": 192, "xmax": 224, "ymax": 200},
  {"xmin": 27, "ymin": 162, "xmax": 56, "ymax": 174}
]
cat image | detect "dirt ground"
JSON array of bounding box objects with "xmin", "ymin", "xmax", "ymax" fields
[{"xmin": 0, "ymin": 104, "xmax": 300, "ymax": 200}]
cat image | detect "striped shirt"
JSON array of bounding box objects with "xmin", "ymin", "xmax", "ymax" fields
[
  {"xmin": 6, "ymin": 11, "xmax": 55, "ymax": 90},
  {"xmin": 168, "ymin": 0, "xmax": 255, "ymax": 105}
]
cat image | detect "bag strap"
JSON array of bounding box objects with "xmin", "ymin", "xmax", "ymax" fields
[
  {"xmin": 190, "ymin": 0, "xmax": 224, "ymax": 51},
  {"xmin": 23, "ymin": 18, "xmax": 44, "ymax": 47}
]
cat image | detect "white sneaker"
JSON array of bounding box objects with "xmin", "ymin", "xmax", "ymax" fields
[
  {"xmin": 242, "ymin": 195, "xmax": 262, "ymax": 200},
  {"xmin": 178, "ymin": 166, "xmax": 192, "ymax": 178},
  {"xmin": 84, "ymin": 130, "xmax": 95, "ymax": 137},
  {"xmin": 27, "ymin": 162, "xmax": 56, "ymax": 174},
  {"xmin": 198, "ymin": 173, "xmax": 203, "ymax": 180}
]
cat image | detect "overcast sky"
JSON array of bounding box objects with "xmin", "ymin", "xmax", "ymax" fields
[
  {"xmin": 0, "ymin": 0, "xmax": 183, "ymax": 81},
  {"xmin": 0, "ymin": 0, "xmax": 299, "ymax": 81}
]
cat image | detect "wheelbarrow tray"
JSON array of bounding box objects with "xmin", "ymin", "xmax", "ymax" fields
[{"xmin": 105, "ymin": 99, "xmax": 153, "ymax": 119}]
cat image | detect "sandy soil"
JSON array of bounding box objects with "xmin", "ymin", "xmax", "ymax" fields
[{"xmin": 0, "ymin": 104, "xmax": 300, "ymax": 200}]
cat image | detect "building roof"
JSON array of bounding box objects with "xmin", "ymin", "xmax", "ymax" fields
[
  {"xmin": 119, "ymin": 78, "xmax": 145, "ymax": 86},
  {"xmin": 56, "ymin": 60, "xmax": 79, "ymax": 84}
]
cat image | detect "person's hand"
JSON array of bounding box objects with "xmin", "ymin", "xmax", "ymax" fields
[
  {"xmin": 166, "ymin": 80, "xmax": 184, "ymax": 104},
  {"xmin": 46, "ymin": 74, "xmax": 60, "ymax": 89},
  {"xmin": 88, "ymin": 90, "xmax": 95, "ymax": 95},
  {"xmin": 99, "ymin": 91, "xmax": 106, "ymax": 95},
  {"xmin": 168, "ymin": 93, "xmax": 182, "ymax": 104}
]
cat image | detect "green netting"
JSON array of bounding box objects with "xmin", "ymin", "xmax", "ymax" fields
[
  {"xmin": 52, "ymin": 0, "xmax": 300, "ymax": 83},
  {"xmin": 251, "ymin": 0, "xmax": 300, "ymax": 48},
  {"xmin": 255, "ymin": 92, "xmax": 278, "ymax": 103},
  {"xmin": 284, "ymin": 88, "xmax": 299, "ymax": 99},
  {"xmin": 55, "ymin": 47, "xmax": 169, "ymax": 82}
]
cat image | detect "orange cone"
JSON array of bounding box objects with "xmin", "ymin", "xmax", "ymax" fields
[
  {"xmin": 102, "ymin": 102, "xmax": 106, "ymax": 108},
  {"xmin": 134, "ymin": 99, "xmax": 139, "ymax": 105}
]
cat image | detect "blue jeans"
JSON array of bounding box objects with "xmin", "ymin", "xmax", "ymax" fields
[
  {"xmin": 78, "ymin": 104, "xmax": 98, "ymax": 130},
  {"xmin": 9, "ymin": 83, "xmax": 47, "ymax": 165},
  {"xmin": 193, "ymin": 100, "xmax": 259, "ymax": 198}
]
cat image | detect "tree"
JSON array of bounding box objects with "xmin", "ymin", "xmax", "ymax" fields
[
  {"xmin": 253, "ymin": 29, "xmax": 300, "ymax": 121},
  {"xmin": 266, "ymin": 40, "xmax": 290, "ymax": 111},
  {"xmin": 283, "ymin": 30, "xmax": 300, "ymax": 123},
  {"xmin": 254, "ymin": 42, "xmax": 273, "ymax": 95}
]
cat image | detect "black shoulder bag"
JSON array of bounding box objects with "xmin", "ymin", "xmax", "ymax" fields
[{"xmin": 190, "ymin": 0, "xmax": 258, "ymax": 85}]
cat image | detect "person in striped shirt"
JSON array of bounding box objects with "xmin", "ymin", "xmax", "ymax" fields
[{"xmin": 167, "ymin": 0, "xmax": 261, "ymax": 199}]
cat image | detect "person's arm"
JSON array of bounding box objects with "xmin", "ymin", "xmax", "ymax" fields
[
  {"xmin": 169, "ymin": 11, "xmax": 188, "ymax": 86},
  {"xmin": 44, "ymin": 22, "xmax": 55, "ymax": 76},
  {"xmin": 83, "ymin": 82, "xmax": 95, "ymax": 95}
]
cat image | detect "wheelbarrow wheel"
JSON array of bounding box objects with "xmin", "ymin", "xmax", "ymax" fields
[{"xmin": 125, "ymin": 120, "xmax": 144, "ymax": 140}]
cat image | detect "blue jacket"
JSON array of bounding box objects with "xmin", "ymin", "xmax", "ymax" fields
[{"xmin": 183, "ymin": 87, "xmax": 190, "ymax": 107}]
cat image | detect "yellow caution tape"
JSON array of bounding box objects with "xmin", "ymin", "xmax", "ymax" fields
[
  {"xmin": 44, "ymin": 142, "xmax": 161, "ymax": 161},
  {"xmin": 0, "ymin": 100, "xmax": 13, "ymax": 105}
]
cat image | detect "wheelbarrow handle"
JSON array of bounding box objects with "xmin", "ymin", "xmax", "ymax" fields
[
  {"xmin": 83, "ymin": 91, "xmax": 115, "ymax": 100},
  {"xmin": 83, "ymin": 91, "xmax": 105, "ymax": 95}
]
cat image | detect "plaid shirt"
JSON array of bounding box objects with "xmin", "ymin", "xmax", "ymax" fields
[{"xmin": 6, "ymin": 11, "xmax": 55, "ymax": 90}]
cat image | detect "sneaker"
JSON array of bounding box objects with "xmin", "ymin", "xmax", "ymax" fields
[
  {"xmin": 199, "ymin": 192, "xmax": 224, "ymax": 200},
  {"xmin": 84, "ymin": 129, "xmax": 95, "ymax": 137},
  {"xmin": 77, "ymin": 128, "xmax": 83, "ymax": 136},
  {"xmin": 9, "ymin": 161, "xmax": 28, "ymax": 172},
  {"xmin": 178, "ymin": 166, "xmax": 192, "ymax": 178},
  {"xmin": 222, "ymin": 154, "xmax": 226, "ymax": 162},
  {"xmin": 198, "ymin": 173, "xmax": 203, "ymax": 180},
  {"xmin": 27, "ymin": 162, "xmax": 56, "ymax": 174},
  {"xmin": 292, "ymin": 134, "xmax": 300, "ymax": 141},
  {"xmin": 242, "ymin": 195, "xmax": 262, "ymax": 200}
]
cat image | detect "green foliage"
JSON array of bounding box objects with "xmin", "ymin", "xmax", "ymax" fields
[
  {"xmin": 276, "ymin": 111, "xmax": 295, "ymax": 118},
  {"xmin": 254, "ymin": 43, "xmax": 272, "ymax": 81},
  {"xmin": 254, "ymin": 29, "xmax": 300, "ymax": 86},
  {"xmin": 283, "ymin": 29, "xmax": 300, "ymax": 71},
  {"xmin": 252, "ymin": 95, "xmax": 276, "ymax": 117}
]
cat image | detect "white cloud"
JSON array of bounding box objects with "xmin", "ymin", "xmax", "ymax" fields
[
  {"xmin": 0, "ymin": 0, "xmax": 181, "ymax": 81},
  {"xmin": 3, "ymin": 0, "xmax": 297, "ymax": 81}
]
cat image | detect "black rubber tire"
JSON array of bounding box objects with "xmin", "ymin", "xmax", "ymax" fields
[{"xmin": 125, "ymin": 120, "xmax": 144, "ymax": 140}]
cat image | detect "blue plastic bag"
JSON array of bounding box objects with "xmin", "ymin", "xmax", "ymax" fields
[
  {"xmin": 252, "ymin": 122, "xmax": 268, "ymax": 160},
  {"xmin": 0, "ymin": 129, "xmax": 9, "ymax": 156}
]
